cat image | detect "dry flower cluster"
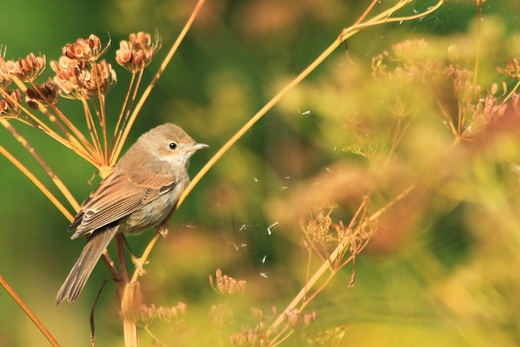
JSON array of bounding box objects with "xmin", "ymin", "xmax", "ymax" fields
[
  {"xmin": 0, "ymin": 32, "xmax": 160, "ymax": 170},
  {"xmin": 371, "ymin": 39, "xmax": 516, "ymax": 140},
  {"xmin": 129, "ymin": 302, "xmax": 188, "ymax": 327},
  {"xmin": 116, "ymin": 31, "xmax": 161, "ymax": 73},
  {"xmin": 210, "ymin": 268, "xmax": 247, "ymax": 296},
  {"xmin": 301, "ymin": 203, "xmax": 377, "ymax": 272}
]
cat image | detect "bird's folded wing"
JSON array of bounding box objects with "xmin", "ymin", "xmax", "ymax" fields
[{"xmin": 69, "ymin": 171, "xmax": 176, "ymax": 238}]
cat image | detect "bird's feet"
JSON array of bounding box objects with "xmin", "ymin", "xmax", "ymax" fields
[{"xmin": 157, "ymin": 224, "xmax": 169, "ymax": 237}]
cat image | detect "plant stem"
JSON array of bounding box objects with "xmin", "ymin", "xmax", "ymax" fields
[
  {"xmin": 0, "ymin": 275, "xmax": 60, "ymax": 347},
  {"xmin": 110, "ymin": 0, "xmax": 206, "ymax": 165},
  {"xmin": 136, "ymin": 0, "xmax": 445, "ymax": 288},
  {"xmin": 0, "ymin": 119, "xmax": 80, "ymax": 211},
  {"xmin": 0, "ymin": 143, "xmax": 73, "ymax": 221},
  {"xmin": 266, "ymin": 183, "xmax": 416, "ymax": 337}
]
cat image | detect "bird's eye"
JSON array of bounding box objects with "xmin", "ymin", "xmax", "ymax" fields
[{"xmin": 169, "ymin": 142, "xmax": 177, "ymax": 150}]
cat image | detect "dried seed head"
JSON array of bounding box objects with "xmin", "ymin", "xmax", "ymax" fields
[
  {"xmin": 282, "ymin": 309, "xmax": 317, "ymax": 328},
  {"xmin": 299, "ymin": 324, "xmax": 350, "ymax": 345},
  {"xmin": 51, "ymin": 56, "xmax": 116, "ymax": 99},
  {"xmin": 251, "ymin": 307, "xmax": 263, "ymax": 321},
  {"xmin": 470, "ymin": 93, "xmax": 508, "ymax": 129},
  {"xmin": 230, "ymin": 327, "xmax": 269, "ymax": 347},
  {"xmin": 209, "ymin": 303, "xmax": 233, "ymax": 328},
  {"xmin": 116, "ymin": 31, "xmax": 161, "ymax": 73},
  {"xmin": 303, "ymin": 311, "xmax": 317, "ymax": 326},
  {"xmin": 51, "ymin": 57, "xmax": 85, "ymax": 97},
  {"xmin": 0, "ymin": 89, "xmax": 22, "ymax": 117},
  {"xmin": 392, "ymin": 39, "xmax": 427, "ymax": 62},
  {"xmin": 211, "ymin": 269, "xmax": 247, "ymax": 297},
  {"xmin": 497, "ymin": 57, "xmax": 520, "ymax": 79},
  {"xmin": 93, "ymin": 60, "xmax": 117, "ymax": 95},
  {"xmin": 0, "ymin": 54, "xmax": 12, "ymax": 88},
  {"xmin": 445, "ymin": 64, "xmax": 476, "ymax": 102},
  {"xmin": 26, "ymin": 79, "xmax": 58, "ymax": 109},
  {"xmin": 0, "ymin": 53, "xmax": 46, "ymax": 82},
  {"xmin": 283, "ymin": 309, "xmax": 300, "ymax": 327},
  {"xmin": 130, "ymin": 304, "xmax": 157, "ymax": 327},
  {"xmin": 301, "ymin": 205, "xmax": 335, "ymax": 245},
  {"xmin": 156, "ymin": 302, "xmax": 187, "ymax": 322},
  {"xmin": 371, "ymin": 54, "xmax": 387, "ymax": 79},
  {"xmin": 62, "ymin": 35, "xmax": 108, "ymax": 61},
  {"xmin": 177, "ymin": 301, "xmax": 187, "ymax": 315}
]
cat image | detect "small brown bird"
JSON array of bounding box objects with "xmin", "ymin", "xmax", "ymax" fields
[{"xmin": 56, "ymin": 123, "xmax": 207, "ymax": 304}]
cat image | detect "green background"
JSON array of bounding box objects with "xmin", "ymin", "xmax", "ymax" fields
[{"xmin": 1, "ymin": 0, "xmax": 520, "ymax": 346}]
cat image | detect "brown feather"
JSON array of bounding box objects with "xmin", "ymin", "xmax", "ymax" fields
[{"xmin": 70, "ymin": 169, "xmax": 176, "ymax": 239}]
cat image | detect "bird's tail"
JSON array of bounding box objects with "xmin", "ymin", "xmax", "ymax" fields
[{"xmin": 56, "ymin": 227, "xmax": 118, "ymax": 304}]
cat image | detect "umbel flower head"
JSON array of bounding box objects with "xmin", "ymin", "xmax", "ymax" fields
[
  {"xmin": 62, "ymin": 34, "xmax": 109, "ymax": 62},
  {"xmin": 0, "ymin": 50, "xmax": 11, "ymax": 88},
  {"xmin": 25, "ymin": 79, "xmax": 58, "ymax": 109},
  {"xmin": 0, "ymin": 89, "xmax": 22, "ymax": 117},
  {"xmin": 116, "ymin": 32, "xmax": 161, "ymax": 73},
  {"xmin": 209, "ymin": 268, "xmax": 247, "ymax": 296},
  {"xmin": 50, "ymin": 49, "xmax": 116, "ymax": 99},
  {"xmin": 49, "ymin": 35, "xmax": 116, "ymax": 99},
  {"xmin": 0, "ymin": 53, "xmax": 46, "ymax": 82}
]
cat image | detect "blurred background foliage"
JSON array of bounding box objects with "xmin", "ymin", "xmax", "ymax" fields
[{"xmin": 1, "ymin": 0, "xmax": 520, "ymax": 346}]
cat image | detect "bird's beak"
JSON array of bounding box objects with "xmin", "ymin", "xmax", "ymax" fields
[{"xmin": 187, "ymin": 143, "xmax": 209, "ymax": 152}]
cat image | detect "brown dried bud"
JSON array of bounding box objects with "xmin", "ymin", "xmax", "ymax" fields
[
  {"xmin": 209, "ymin": 303, "xmax": 233, "ymax": 328},
  {"xmin": 0, "ymin": 89, "xmax": 22, "ymax": 117},
  {"xmin": 51, "ymin": 56, "xmax": 116, "ymax": 99},
  {"xmin": 392, "ymin": 39, "xmax": 427, "ymax": 61},
  {"xmin": 303, "ymin": 311, "xmax": 317, "ymax": 326},
  {"xmin": 26, "ymin": 79, "xmax": 58, "ymax": 109},
  {"xmin": 0, "ymin": 55, "xmax": 12, "ymax": 88},
  {"xmin": 93, "ymin": 60, "xmax": 117, "ymax": 95},
  {"xmin": 62, "ymin": 35, "xmax": 108, "ymax": 61},
  {"xmin": 497, "ymin": 57, "xmax": 520, "ymax": 79},
  {"xmin": 136, "ymin": 304, "xmax": 157, "ymax": 327},
  {"xmin": 230, "ymin": 327, "xmax": 269, "ymax": 347},
  {"xmin": 283, "ymin": 309, "xmax": 300, "ymax": 327},
  {"xmin": 251, "ymin": 307, "xmax": 263, "ymax": 321},
  {"xmin": 156, "ymin": 302, "xmax": 187, "ymax": 322},
  {"xmin": 116, "ymin": 31, "xmax": 161, "ymax": 73},
  {"xmin": 211, "ymin": 269, "xmax": 247, "ymax": 297},
  {"xmin": 124, "ymin": 303, "xmax": 158, "ymax": 327},
  {"xmin": 0, "ymin": 53, "xmax": 46, "ymax": 82},
  {"xmin": 177, "ymin": 301, "xmax": 187, "ymax": 315},
  {"xmin": 51, "ymin": 56, "xmax": 86, "ymax": 97}
]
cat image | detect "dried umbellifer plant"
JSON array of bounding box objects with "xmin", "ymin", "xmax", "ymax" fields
[{"xmin": 0, "ymin": 1, "xmax": 456, "ymax": 346}]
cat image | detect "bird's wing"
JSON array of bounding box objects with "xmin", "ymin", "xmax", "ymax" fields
[{"xmin": 69, "ymin": 169, "xmax": 176, "ymax": 238}]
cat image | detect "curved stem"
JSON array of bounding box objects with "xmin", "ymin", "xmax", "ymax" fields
[
  {"xmin": 110, "ymin": 0, "xmax": 206, "ymax": 165},
  {"xmin": 0, "ymin": 143, "xmax": 74, "ymax": 221},
  {"xmin": 0, "ymin": 275, "xmax": 60, "ymax": 347},
  {"xmin": 14, "ymin": 80, "xmax": 98, "ymax": 164},
  {"xmin": 473, "ymin": 0, "xmax": 482, "ymax": 85},
  {"xmin": 0, "ymin": 119, "xmax": 80, "ymax": 211},
  {"xmin": 132, "ymin": 0, "xmax": 445, "ymax": 286},
  {"xmin": 112, "ymin": 72, "xmax": 136, "ymax": 152},
  {"xmin": 266, "ymin": 184, "xmax": 416, "ymax": 337},
  {"xmin": 111, "ymin": 69, "xmax": 144, "ymax": 164},
  {"xmin": 503, "ymin": 80, "xmax": 520, "ymax": 104}
]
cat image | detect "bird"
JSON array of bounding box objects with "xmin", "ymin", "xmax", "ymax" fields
[{"xmin": 56, "ymin": 123, "xmax": 208, "ymax": 304}]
